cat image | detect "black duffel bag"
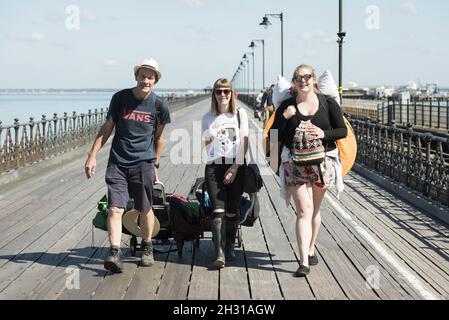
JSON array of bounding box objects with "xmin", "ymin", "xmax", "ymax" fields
[{"xmin": 243, "ymin": 162, "xmax": 263, "ymax": 194}]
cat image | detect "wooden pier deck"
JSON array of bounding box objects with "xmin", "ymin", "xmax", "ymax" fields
[{"xmin": 0, "ymin": 99, "xmax": 448, "ymax": 300}]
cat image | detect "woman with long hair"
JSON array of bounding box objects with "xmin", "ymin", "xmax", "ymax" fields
[
  {"xmin": 201, "ymin": 78, "xmax": 249, "ymax": 268},
  {"xmin": 271, "ymin": 64, "xmax": 347, "ymax": 276}
]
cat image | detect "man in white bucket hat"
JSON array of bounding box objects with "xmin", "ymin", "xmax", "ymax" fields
[{"xmin": 85, "ymin": 58, "xmax": 171, "ymax": 273}]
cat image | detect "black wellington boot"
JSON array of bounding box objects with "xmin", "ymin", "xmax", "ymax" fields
[{"xmin": 225, "ymin": 220, "xmax": 238, "ymax": 261}]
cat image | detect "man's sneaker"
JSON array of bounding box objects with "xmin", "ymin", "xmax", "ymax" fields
[
  {"xmin": 141, "ymin": 240, "xmax": 154, "ymax": 267},
  {"xmin": 104, "ymin": 246, "xmax": 123, "ymax": 273},
  {"xmin": 308, "ymin": 254, "xmax": 319, "ymax": 266}
]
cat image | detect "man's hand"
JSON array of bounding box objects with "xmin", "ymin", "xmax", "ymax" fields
[{"xmin": 85, "ymin": 155, "xmax": 96, "ymax": 179}]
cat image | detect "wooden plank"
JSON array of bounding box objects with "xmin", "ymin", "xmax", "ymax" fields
[
  {"xmin": 57, "ymin": 244, "xmax": 110, "ymax": 300},
  {"xmin": 321, "ymin": 202, "xmax": 413, "ymax": 300},
  {"xmin": 346, "ymin": 176, "xmax": 449, "ymax": 255},
  {"xmin": 187, "ymin": 237, "xmax": 220, "ymax": 300},
  {"xmin": 314, "ymin": 221, "xmax": 379, "ymax": 299},
  {"xmin": 334, "ymin": 186, "xmax": 447, "ymax": 299},
  {"xmin": 0, "ymin": 166, "xmax": 97, "ymax": 227},
  {"xmin": 0, "ymin": 164, "xmax": 106, "ymax": 247},
  {"xmin": 258, "ymin": 186, "xmax": 315, "ymax": 300},
  {"xmin": 241, "ymin": 217, "xmax": 283, "ymax": 300},
  {"xmin": 27, "ymin": 230, "xmax": 109, "ymax": 299},
  {"xmin": 0, "ymin": 186, "xmax": 105, "ymax": 293},
  {"xmin": 261, "ymin": 169, "xmax": 348, "ymax": 300},
  {"xmin": 0, "ymin": 205, "xmax": 102, "ymax": 299},
  {"xmin": 123, "ymin": 241, "xmax": 173, "ymax": 300},
  {"xmin": 91, "ymin": 246, "xmax": 139, "ymax": 300}
]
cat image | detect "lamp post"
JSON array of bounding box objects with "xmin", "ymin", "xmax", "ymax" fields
[
  {"xmin": 249, "ymin": 39, "xmax": 265, "ymax": 89},
  {"xmin": 259, "ymin": 12, "xmax": 284, "ymax": 76},
  {"xmin": 244, "ymin": 51, "xmax": 255, "ymax": 97},
  {"xmin": 240, "ymin": 61, "xmax": 245, "ymax": 96},
  {"xmin": 337, "ymin": 0, "xmax": 346, "ymax": 103},
  {"xmin": 242, "ymin": 54, "xmax": 250, "ymax": 98}
]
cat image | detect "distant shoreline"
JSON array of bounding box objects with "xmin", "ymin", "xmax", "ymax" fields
[{"xmin": 0, "ymin": 88, "xmax": 206, "ymax": 93}]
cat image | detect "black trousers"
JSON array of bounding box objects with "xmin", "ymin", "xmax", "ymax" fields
[{"xmin": 205, "ymin": 158, "xmax": 244, "ymax": 216}]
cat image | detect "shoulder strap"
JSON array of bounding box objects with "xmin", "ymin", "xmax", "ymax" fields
[
  {"xmin": 155, "ymin": 96, "xmax": 163, "ymax": 126},
  {"xmin": 236, "ymin": 107, "xmax": 241, "ymax": 129}
]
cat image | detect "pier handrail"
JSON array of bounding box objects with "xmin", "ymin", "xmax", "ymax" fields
[{"xmin": 0, "ymin": 94, "xmax": 208, "ymax": 174}]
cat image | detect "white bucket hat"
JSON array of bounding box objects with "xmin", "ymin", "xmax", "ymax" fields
[
  {"xmin": 122, "ymin": 209, "xmax": 160, "ymax": 238},
  {"xmin": 133, "ymin": 58, "xmax": 162, "ymax": 82}
]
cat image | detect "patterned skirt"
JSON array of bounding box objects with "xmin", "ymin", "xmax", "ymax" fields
[{"xmin": 283, "ymin": 156, "xmax": 336, "ymax": 189}]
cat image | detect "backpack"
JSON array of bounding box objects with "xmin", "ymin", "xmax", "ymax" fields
[
  {"xmin": 291, "ymin": 119, "xmax": 326, "ymax": 166},
  {"xmin": 192, "ymin": 177, "xmax": 260, "ymax": 227},
  {"xmin": 319, "ymin": 95, "xmax": 357, "ymax": 176},
  {"xmin": 166, "ymin": 194, "xmax": 203, "ymax": 242}
]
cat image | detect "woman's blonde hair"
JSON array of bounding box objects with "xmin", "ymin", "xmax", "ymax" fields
[
  {"xmin": 290, "ymin": 64, "xmax": 320, "ymax": 96},
  {"xmin": 210, "ymin": 78, "xmax": 236, "ymax": 115}
]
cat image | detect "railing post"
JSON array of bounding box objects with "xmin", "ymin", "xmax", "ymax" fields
[
  {"xmin": 29, "ymin": 117, "xmax": 35, "ymax": 162},
  {"xmin": 406, "ymin": 98, "xmax": 410, "ymax": 125},
  {"xmin": 406, "ymin": 123, "xmax": 413, "ymax": 188},
  {"xmin": 41, "ymin": 114, "xmax": 47, "ymax": 158},
  {"xmin": 421, "ymin": 100, "xmax": 425, "ymax": 127},
  {"xmin": 390, "ymin": 120, "xmax": 396, "ymax": 178},
  {"xmin": 414, "ymin": 99, "xmax": 417, "ymax": 127},
  {"xmin": 14, "ymin": 118, "xmax": 20, "ymax": 169},
  {"xmin": 423, "ymin": 133, "xmax": 432, "ymax": 197}
]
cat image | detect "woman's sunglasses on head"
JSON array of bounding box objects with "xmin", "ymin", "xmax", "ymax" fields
[{"xmin": 215, "ymin": 89, "xmax": 232, "ymax": 95}]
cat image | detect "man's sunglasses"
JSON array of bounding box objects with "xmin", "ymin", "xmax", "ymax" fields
[
  {"xmin": 294, "ymin": 74, "xmax": 312, "ymax": 82},
  {"xmin": 215, "ymin": 89, "xmax": 232, "ymax": 95}
]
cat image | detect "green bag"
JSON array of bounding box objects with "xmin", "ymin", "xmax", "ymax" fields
[{"xmin": 92, "ymin": 194, "xmax": 108, "ymax": 231}]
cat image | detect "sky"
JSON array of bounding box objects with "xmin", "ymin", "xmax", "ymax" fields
[{"xmin": 0, "ymin": 0, "xmax": 448, "ymax": 90}]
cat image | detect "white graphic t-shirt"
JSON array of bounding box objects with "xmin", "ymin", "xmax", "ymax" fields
[{"xmin": 202, "ymin": 108, "xmax": 249, "ymax": 162}]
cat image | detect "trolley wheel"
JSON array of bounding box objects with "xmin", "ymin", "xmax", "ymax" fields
[
  {"xmin": 177, "ymin": 240, "xmax": 184, "ymax": 258},
  {"xmin": 237, "ymin": 228, "xmax": 243, "ymax": 248},
  {"xmin": 130, "ymin": 236, "xmax": 137, "ymax": 257}
]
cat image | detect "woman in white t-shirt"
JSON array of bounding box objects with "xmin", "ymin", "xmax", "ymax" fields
[{"xmin": 202, "ymin": 78, "xmax": 249, "ymax": 268}]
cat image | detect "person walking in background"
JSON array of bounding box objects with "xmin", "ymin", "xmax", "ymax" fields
[
  {"xmin": 262, "ymin": 84, "xmax": 275, "ymax": 128},
  {"xmin": 270, "ymin": 64, "xmax": 347, "ymax": 277},
  {"xmin": 255, "ymin": 90, "xmax": 264, "ymax": 120},
  {"xmin": 202, "ymin": 78, "xmax": 249, "ymax": 268},
  {"xmin": 84, "ymin": 58, "xmax": 171, "ymax": 273}
]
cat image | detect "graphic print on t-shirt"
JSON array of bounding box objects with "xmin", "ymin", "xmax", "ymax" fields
[
  {"xmin": 122, "ymin": 109, "xmax": 152, "ymax": 123},
  {"xmin": 211, "ymin": 126, "xmax": 237, "ymax": 156}
]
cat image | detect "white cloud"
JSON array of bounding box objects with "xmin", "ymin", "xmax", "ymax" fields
[
  {"xmin": 104, "ymin": 59, "xmax": 119, "ymax": 66},
  {"xmin": 403, "ymin": 33, "xmax": 416, "ymax": 40},
  {"xmin": 400, "ymin": 3, "xmax": 417, "ymax": 14},
  {"xmin": 179, "ymin": 0, "xmax": 208, "ymax": 6},
  {"xmin": 30, "ymin": 32, "xmax": 44, "ymax": 42},
  {"xmin": 304, "ymin": 48, "xmax": 319, "ymax": 57},
  {"xmin": 81, "ymin": 10, "xmax": 97, "ymax": 21},
  {"xmin": 291, "ymin": 30, "xmax": 335, "ymax": 45}
]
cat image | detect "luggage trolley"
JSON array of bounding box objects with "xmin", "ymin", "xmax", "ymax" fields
[{"xmin": 187, "ymin": 177, "xmax": 243, "ymax": 248}]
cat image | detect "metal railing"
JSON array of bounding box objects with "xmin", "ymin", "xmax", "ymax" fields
[
  {"xmin": 0, "ymin": 109, "xmax": 107, "ymax": 173},
  {"xmin": 0, "ymin": 95, "xmax": 209, "ymax": 173},
  {"xmin": 342, "ymin": 97, "xmax": 449, "ymax": 132},
  {"xmin": 351, "ymin": 119, "xmax": 449, "ymax": 207},
  {"xmin": 238, "ymin": 93, "xmax": 449, "ymax": 208}
]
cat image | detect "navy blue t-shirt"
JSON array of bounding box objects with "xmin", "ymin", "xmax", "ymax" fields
[{"xmin": 106, "ymin": 89, "xmax": 171, "ymax": 167}]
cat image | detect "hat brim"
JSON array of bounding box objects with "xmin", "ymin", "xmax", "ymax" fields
[
  {"xmin": 122, "ymin": 209, "xmax": 160, "ymax": 238},
  {"xmin": 133, "ymin": 66, "xmax": 161, "ymax": 82}
]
